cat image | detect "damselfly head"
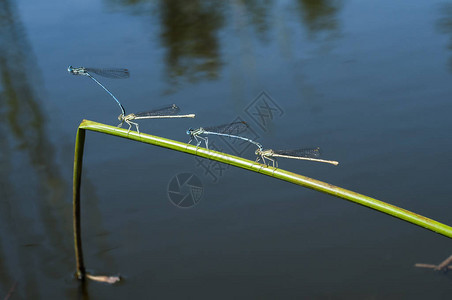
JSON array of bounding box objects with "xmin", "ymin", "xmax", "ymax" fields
[
  {"xmin": 68, "ymin": 66, "xmax": 86, "ymax": 76},
  {"xmin": 186, "ymin": 128, "xmax": 193, "ymax": 135}
]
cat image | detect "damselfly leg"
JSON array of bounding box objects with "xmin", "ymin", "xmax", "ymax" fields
[{"xmin": 117, "ymin": 115, "xmax": 139, "ymax": 133}]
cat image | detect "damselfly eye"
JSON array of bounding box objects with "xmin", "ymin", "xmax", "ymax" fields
[{"xmin": 186, "ymin": 129, "xmax": 193, "ymax": 135}]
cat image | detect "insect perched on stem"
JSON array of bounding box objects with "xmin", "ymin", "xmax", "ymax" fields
[
  {"xmin": 255, "ymin": 147, "xmax": 339, "ymax": 168},
  {"xmin": 187, "ymin": 121, "xmax": 262, "ymax": 150},
  {"xmin": 118, "ymin": 104, "xmax": 195, "ymax": 133}
]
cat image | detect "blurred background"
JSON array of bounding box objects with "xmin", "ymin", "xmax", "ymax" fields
[{"xmin": 1, "ymin": 0, "xmax": 452, "ymax": 298}]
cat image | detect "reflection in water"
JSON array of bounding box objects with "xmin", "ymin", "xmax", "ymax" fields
[
  {"xmin": 105, "ymin": 0, "xmax": 342, "ymax": 90},
  {"xmin": 437, "ymin": 4, "xmax": 452, "ymax": 71},
  {"xmin": 159, "ymin": 0, "xmax": 224, "ymax": 88},
  {"xmin": 238, "ymin": 0, "xmax": 273, "ymax": 41},
  {"xmin": 0, "ymin": 1, "xmax": 114, "ymax": 298},
  {"xmin": 296, "ymin": 0, "xmax": 341, "ymax": 40},
  {"xmin": 1, "ymin": 2, "xmax": 43, "ymax": 297}
]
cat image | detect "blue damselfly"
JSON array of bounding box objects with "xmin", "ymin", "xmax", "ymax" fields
[
  {"xmin": 68, "ymin": 66, "xmax": 129, "ymax": 116},
  {"xmin": 68, "ymin": 66, "xmax": 194, "ymax": 133},
  {"xmin": 187, "ymin": 121, "xmax": 262, "ymax": 150}
]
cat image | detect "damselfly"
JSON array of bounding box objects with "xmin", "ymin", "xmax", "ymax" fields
[
  {"xmin": 187, "ymin": 121, "xmax": 262, "ymax": 150},
  {"xmin": 119, "ymin": 104, "xmax": 195, "ymax": 133},
  {"xmin": 67, "ymin": 66, "xmax": 129, "ymax": 116},
  {"xmin": 255, "ymin": 147, "xmax": 339, "ymax": 167}
]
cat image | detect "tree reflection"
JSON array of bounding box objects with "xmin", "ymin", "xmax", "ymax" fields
[
  {"xmin": 296, "ymin": 0, "xmax": 341, "ymax": 40},
  {"xmin": 437, "ymin": 4, "xmax": 452, "ymax": 71},
  {"xmin": 105, "ymin": 0, "xmax": 343, "ymax": 90},
  {"xmin": 237, "ymin": 0, "xmax": 273, "ymax": 41},
  {"xmin": 0, "ymin": 1, "xmax": 115, "ymax": 297},
  {"xmin": 159, "ymin": 0, "xmax": 224, "ymax": 86}
]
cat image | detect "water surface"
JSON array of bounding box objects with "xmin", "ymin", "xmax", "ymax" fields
[{"xmin": 1, "ymin": 0, "xmax": 452, "ymax": 298}]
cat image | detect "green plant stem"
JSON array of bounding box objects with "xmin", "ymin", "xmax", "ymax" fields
[
  {"xmin": 73, "ymin": 119, "xmax": 452, "ymax": 279},
  {"xmin": 77, "ymin": 119, "xmax": 452, "ymax": 238},
  {"xmin": 73, "ymin": 127, "xmax": 86, "ymax": 280}
]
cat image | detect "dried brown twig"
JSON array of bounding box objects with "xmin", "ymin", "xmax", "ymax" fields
[{"xmin": 415, "ymin": 254, "xmax": 452, "ymax": 272}]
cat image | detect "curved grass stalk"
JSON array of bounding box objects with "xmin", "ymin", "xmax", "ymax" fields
[{"xmin": 73, "ymin": 119, "xmax": 452, "ymax": 281}]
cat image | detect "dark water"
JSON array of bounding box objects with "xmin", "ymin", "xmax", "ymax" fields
[{"xmin": 1, "ymin": 0, "xmax": 452, "ymax": 298}]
